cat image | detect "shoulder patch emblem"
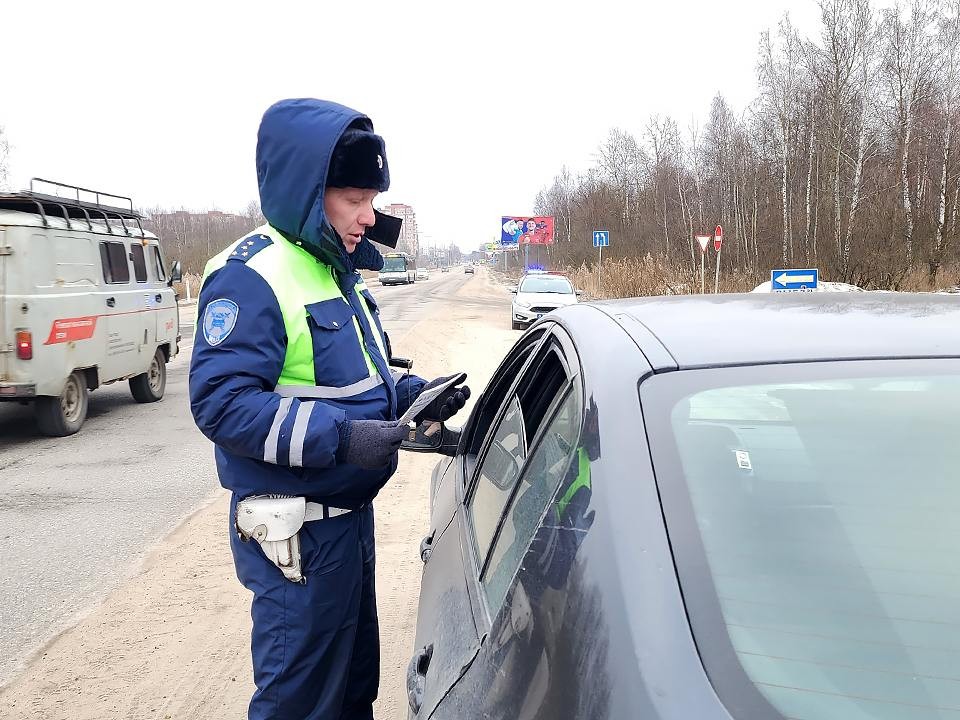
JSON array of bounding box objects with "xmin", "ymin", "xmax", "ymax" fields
[{"xmin": 202, "ymin": 298, "xmax": 239, "ymax": 346}]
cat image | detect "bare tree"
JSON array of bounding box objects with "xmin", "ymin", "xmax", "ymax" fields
[
  {"xmin": 843, "ymin": 3, "xmax": 877, "ymax": 274},
  {"xmin": 645, "ymin": 115, "xmax": 684, "ymax": 259},
  {"xmin": 931, "ymin": 0, "xmax": 960, "ymax": 277},
  {"xmin": 880, "ymin": 0, "xmax": 940, "ymax": 264},
  {"xmin": 703, "ymin": 95, "xmax": 738, "ymax": 237},
  {"xmin": 597, "ymin": 128, "xmax": 643, "ymax": 227},
  {"xmin": 759, "ymin": 15, "xmax": 803, "ymax": 265},
  {"xmin": 811, "ymin": 0, "xmax": 873, "ymax": 269}
]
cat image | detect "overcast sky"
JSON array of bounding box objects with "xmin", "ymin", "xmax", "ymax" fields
[{"xmin": 1, "ymin": 0, "xmax": 828, "ymax": 252}]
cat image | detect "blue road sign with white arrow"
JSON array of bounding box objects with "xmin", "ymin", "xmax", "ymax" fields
[
  {"xmin": 771, "ymin": 268, "xmax": 819, "ymax": 292},
  {"xmin": 593, "ymin": 230, "xmax": 610, "ymax": 247}
]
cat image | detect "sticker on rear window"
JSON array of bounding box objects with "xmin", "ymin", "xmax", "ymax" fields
[{"xmin": 735, "ymin": 450, "xmax": 753, "ymax": 470}]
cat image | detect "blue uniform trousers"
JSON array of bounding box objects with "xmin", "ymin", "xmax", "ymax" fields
[{"xmin": 230, "ymin": 498, "xmax": 379, "ymax": 720}]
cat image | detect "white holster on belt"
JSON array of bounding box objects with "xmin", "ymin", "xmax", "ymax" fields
[{"xmin": 235, "ymin": 495, "xmax": 307, "ymax": 583}]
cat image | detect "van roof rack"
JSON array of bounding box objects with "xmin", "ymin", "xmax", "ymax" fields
[{"xmin": 0, "ymin": 177, "xmax": 147, "ymax": 237}]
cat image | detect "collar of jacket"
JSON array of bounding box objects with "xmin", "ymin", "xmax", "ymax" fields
[{"xmin": 276, "ymin": 223, "xmax": 384, "ymax": 275}]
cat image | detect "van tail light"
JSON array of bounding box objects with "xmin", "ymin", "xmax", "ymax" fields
[{"xmin": 15, "ymin": 330, "xmax": 32, "ymax": 360}]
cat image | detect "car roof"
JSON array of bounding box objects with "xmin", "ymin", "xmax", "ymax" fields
[{"xmin": 588, "ymin": 293, "xmax": 960, "ymax": 370}]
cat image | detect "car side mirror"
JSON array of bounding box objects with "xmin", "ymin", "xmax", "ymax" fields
[
  {"xmin": 510, "ymin": 288, "xmax": 518, "ymax": 294},
  {"xmin": 401, "ymin": 421, "xmax": 461, "ymax": 457},
  {"xmin": 576, "ymin": 290, "xmax": 583, "ymax": 296},
  {"xmin": 169, "ymin": 260, "xmax": 183, "ymax": 285}
]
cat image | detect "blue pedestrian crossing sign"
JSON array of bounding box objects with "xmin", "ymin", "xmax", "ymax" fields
[
  {"xmin": 593, "ymin": 230, "xmax": 610, "ymax": 247},
  {"xmin": 771, "ymin": 268, "xmax": 819, "ymax": 292}
]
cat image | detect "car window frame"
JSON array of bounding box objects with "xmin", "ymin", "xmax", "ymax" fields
[
  {"xmin": 151, "ymin": 244, "xmax": 166, "ymax": 283},
  {"xmin": 465, "ymin": 339, "xmax": 573, "ymax": 508},
  {"xmin": 458, "ymin": 326, "xmax": 552, "ymax": 481},
  {"xmin": 479, "ymin": 380, "xmax": 581, "ymax": 613},
  {"xmin": 99, "ymin": 240, "xmax": 131, "ymax": 285},
  {"xmin": 460, "ymin": 324, "xmax": 581, "ymax": 630},
  {"xmin": 130, "ymin": 242, "xmax": 148, "ymax": 283}
]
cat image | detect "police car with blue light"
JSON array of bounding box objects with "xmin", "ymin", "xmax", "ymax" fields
[{"xmin": 510, "ymin": 269, "xmax": 580, "ymax": 330}]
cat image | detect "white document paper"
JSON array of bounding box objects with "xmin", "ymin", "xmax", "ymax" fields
[{"xmin": 396, "ymin": 373, "xmax": 467, "ymax": 426}]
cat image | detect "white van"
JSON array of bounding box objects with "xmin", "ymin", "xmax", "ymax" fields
[{"xmin": 0, "ymin": 179, "xmax": 182, "ymax": 436}]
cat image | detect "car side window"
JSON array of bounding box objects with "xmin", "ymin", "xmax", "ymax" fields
[
  {"xmin": 99, "ymin": 241, "xmax": 130, "ymax": 284},
  {"xmin": 467, "ymin": 342, "xmax": 572, "ymax": 572},
  {"xmin": 151, "ymin": 246, "xmax": 166, "ymax": 283},
  {"xmin": 130, "ymin": 243, "xmax": 148, "ymax": 283},
  {"xmin": 469, "ymin": 396, "xmax": 528, "ymax": 564},
  {"xmin": 483, "ymin": 385, "xmax": 581, "ymax": 612}
]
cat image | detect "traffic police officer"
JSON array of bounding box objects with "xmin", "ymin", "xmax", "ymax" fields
[{"xmin": 189, "ymin": 98, "xmax": 470, "ymax": 720}]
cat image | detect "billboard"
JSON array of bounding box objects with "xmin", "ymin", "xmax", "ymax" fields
[{"xmin": 501, "ymin": 216, "xmax": 555, "ymax": 245}]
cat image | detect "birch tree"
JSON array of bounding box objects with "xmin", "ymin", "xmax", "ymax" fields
[
  {"xmin": 759, "ymin": 16, "xmax": 803, "ymax": 265},
  {"xmin": 880, "ymin": 0, "xmax": 940, "ymax": 264},
  {"xmin": 931, "ymin": 0, "xmax": 960, "ymax": 277}
]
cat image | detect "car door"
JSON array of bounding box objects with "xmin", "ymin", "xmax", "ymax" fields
[
  {"xmin": 128, "ymin": 240, "xmax": 154, "ymax": 356},
  {"xmin": 408, "ymin": 327, "xmax": 553, "ymax": 718},
  {"xmin": 441, "ymin": 327, "xmax": 586, "ymax": 720},
  {"xmin": 149, "ymin": 242, "xmax": 177, "ymax": 347},
  {"xmin": 98, "ymin": 239, "xmax": 142, "ymax": 380},
  {"xmin": 412, "ymin": 325, "xmax": 586, "ymax": 719}
]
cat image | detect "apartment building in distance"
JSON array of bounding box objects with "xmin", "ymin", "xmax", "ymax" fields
[{"xmin": 379, "ymin": 203, "xmax": 418, "ymax": 257}]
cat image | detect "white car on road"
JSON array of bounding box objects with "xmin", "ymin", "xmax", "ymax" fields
[{"xmin": 510, "ymin": 271, "xmax": 580, "ymax": 330}]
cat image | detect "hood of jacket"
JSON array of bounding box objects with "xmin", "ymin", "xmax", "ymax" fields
[{"xmin": 256, "ymin": 98, "xmax": 385, "ymax": 273}]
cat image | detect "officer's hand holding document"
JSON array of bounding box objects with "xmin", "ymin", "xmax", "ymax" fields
[{"xmin": 396, "ymin": 372, "xmax": 468, "ymax": 427}]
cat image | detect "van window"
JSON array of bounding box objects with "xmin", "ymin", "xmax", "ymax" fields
[
  {"xmin": 130, "ymin": 244, "xmax": 148, "ymax": 283},
  {"xmin": 99, "ymin": 241, "xmax": 130, "ymax": 284},
  {"xmin": 151, "ymin": 246, "xmax": 166, "ymax": 283}
]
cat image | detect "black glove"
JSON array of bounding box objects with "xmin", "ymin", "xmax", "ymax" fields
[
  {"xmin": 338, "ymin": 419, "xmax": 408, "ymax": 469},
  {"xmin": 415, "ymin": 375, "xmax": 472, "ymax": 423}
]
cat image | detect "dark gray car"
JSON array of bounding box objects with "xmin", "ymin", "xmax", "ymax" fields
[{"xmin": 404, "ymin": 293, "xmax": 960, "ymax": 720}]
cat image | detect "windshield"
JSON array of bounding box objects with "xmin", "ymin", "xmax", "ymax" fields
[
  {"xmin": 643, "ymin": 361, "xmax": 960, "ymax": 720},
  {"xmin": 381, "ymin": 257, "xmax": 407, "ymax": 272},
  {"xmin": 519, "ymin": 275, "xmax": 573, "ymax": 294}
]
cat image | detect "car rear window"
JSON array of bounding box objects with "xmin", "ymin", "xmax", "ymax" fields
[{"xmin": 643, "ymin": 361, "xmax": 960, "ymax": 720}]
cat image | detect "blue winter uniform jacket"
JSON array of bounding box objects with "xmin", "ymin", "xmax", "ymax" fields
[{"xmin": 189, "ymin": 99, "xmax": 426, "ymax": 508}]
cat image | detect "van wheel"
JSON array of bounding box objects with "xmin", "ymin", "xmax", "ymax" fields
[
  {"xmin": 130, "ymin": 349, "xmax": 167, "ymax": 403},
  {"xmin": 36, "ymin": 371, "xmax": 89, "ymax": 437}
]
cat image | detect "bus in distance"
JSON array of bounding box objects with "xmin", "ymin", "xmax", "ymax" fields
[{"xmin": 379, "ymin": 252, "xmax": 416, "ymax": 285}]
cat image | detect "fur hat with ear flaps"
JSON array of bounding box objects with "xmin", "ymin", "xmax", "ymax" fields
[{"xmin": 326, "ymin": 120, "xmax": 390, "ymax": 192}]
